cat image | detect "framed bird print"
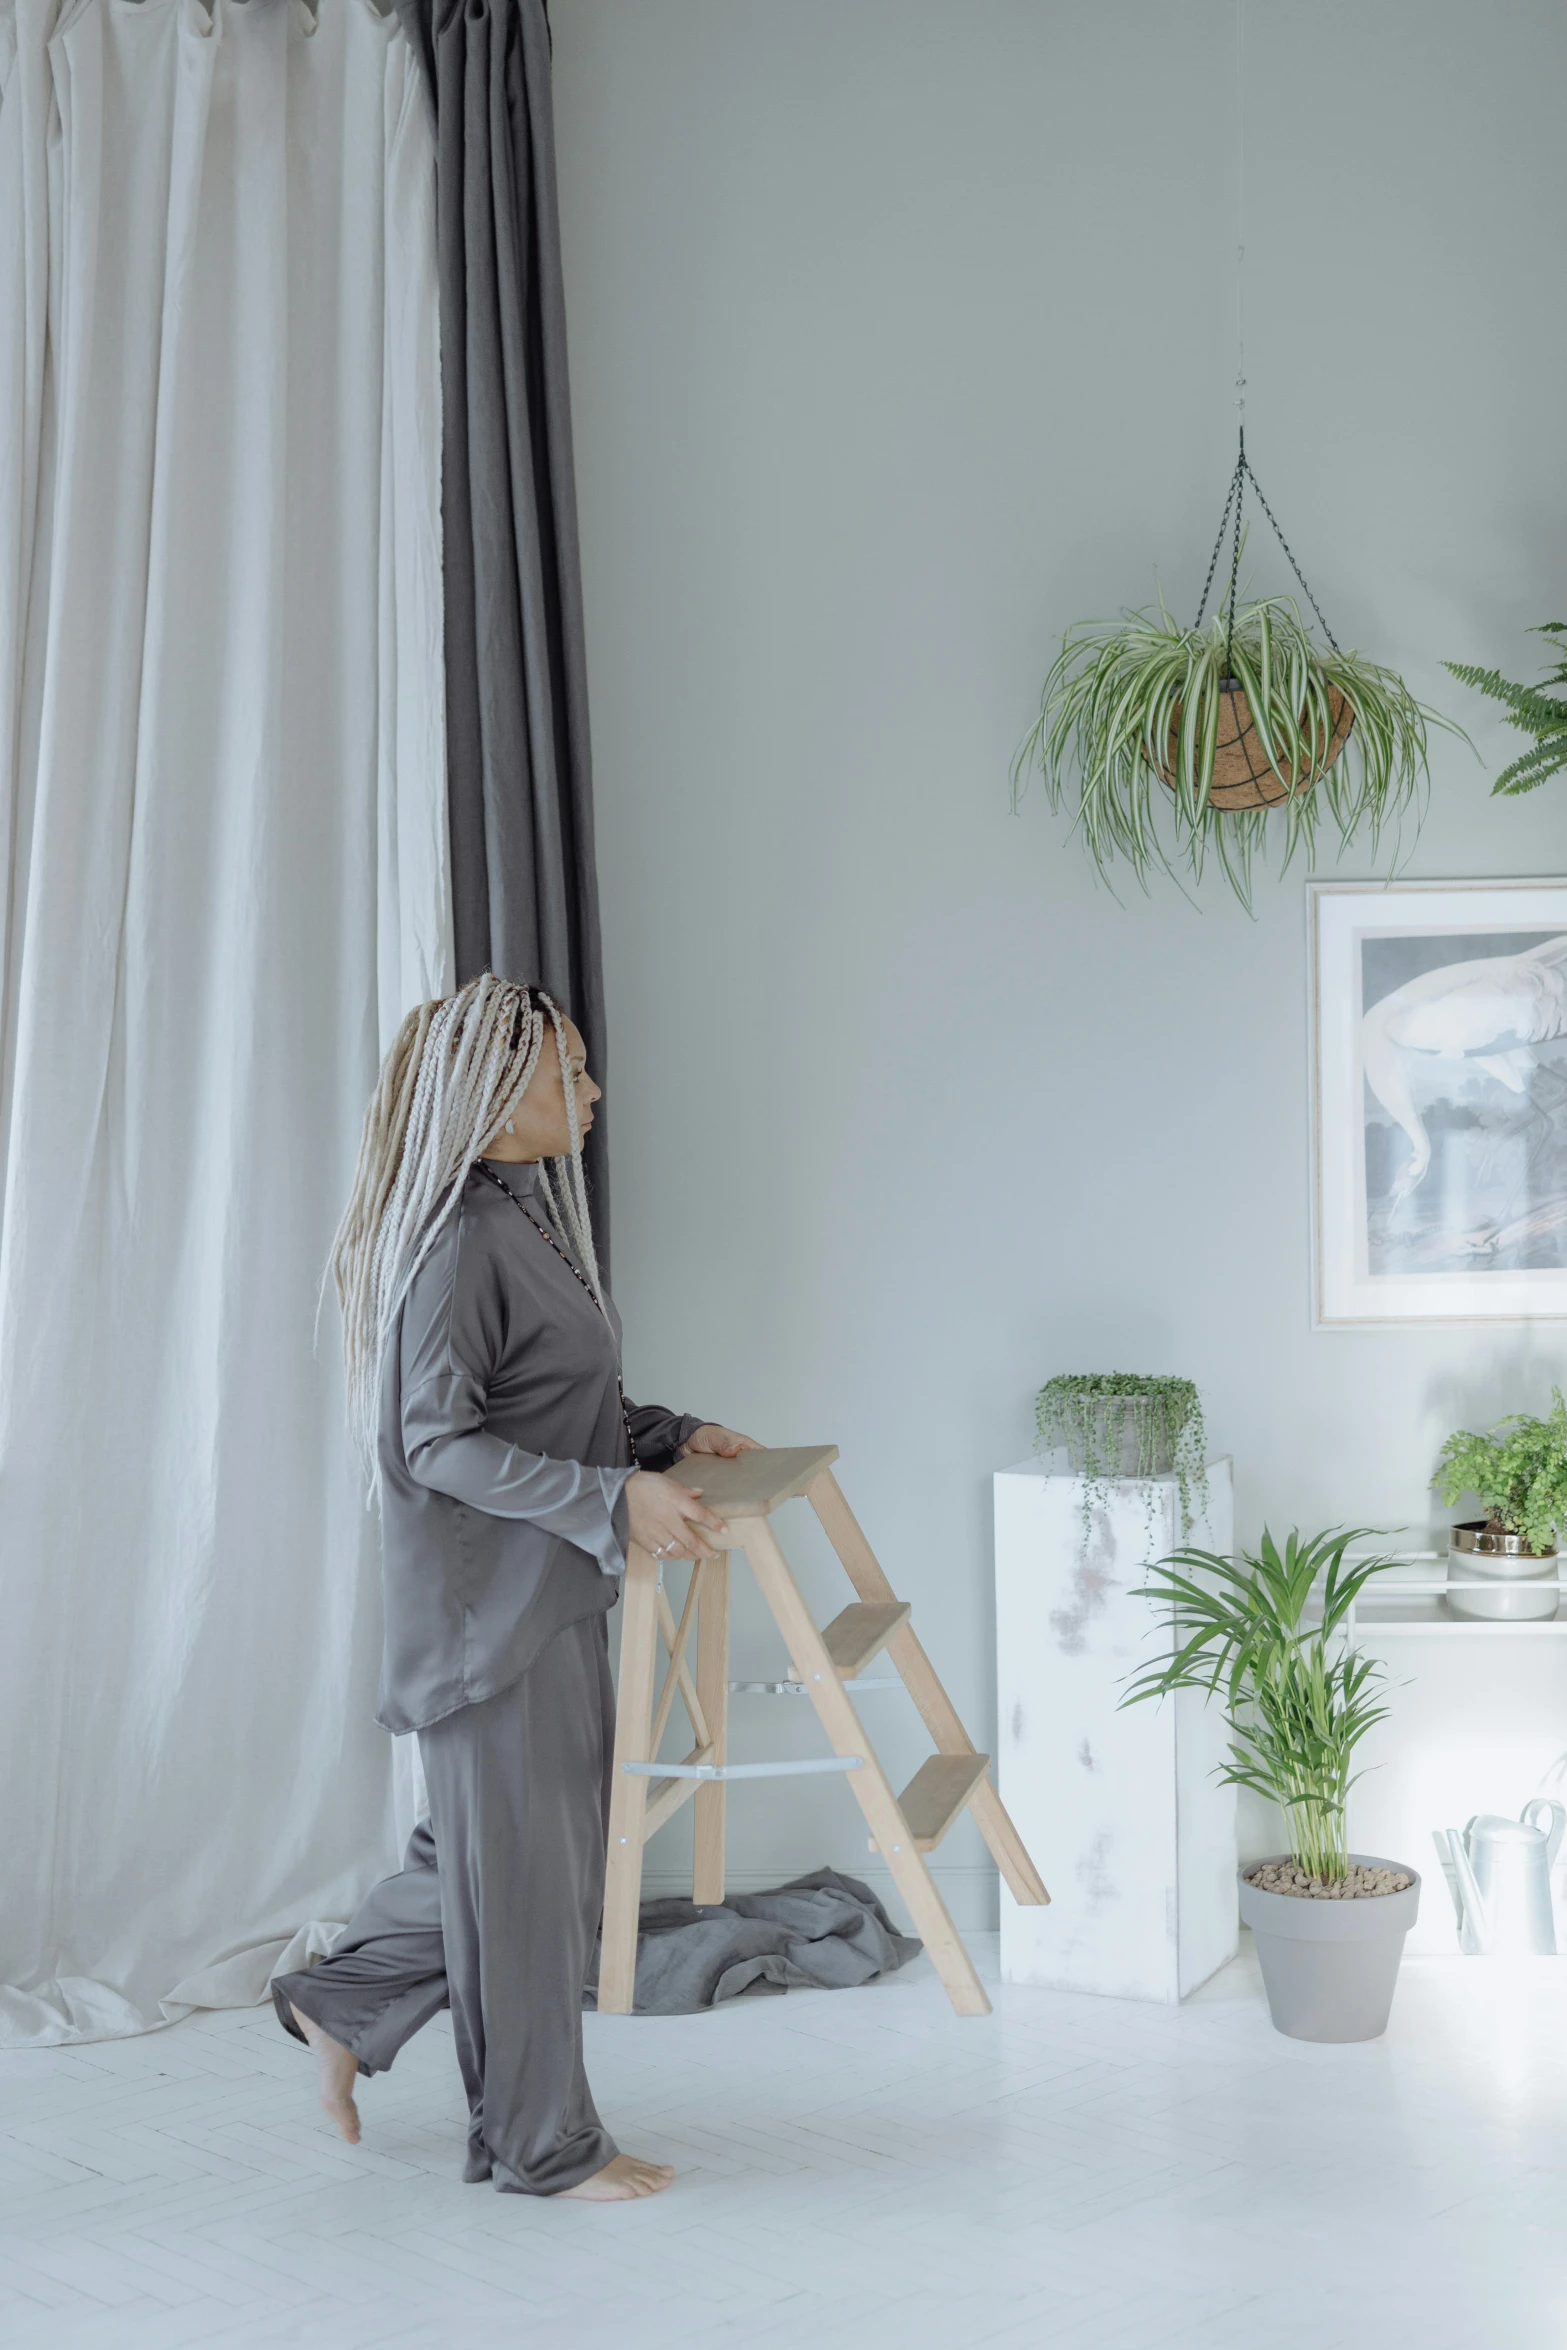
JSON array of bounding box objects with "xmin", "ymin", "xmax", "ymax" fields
[{"xmin": 1311, "ymin": 879, "xmax": 1567, "ymax": 1323}]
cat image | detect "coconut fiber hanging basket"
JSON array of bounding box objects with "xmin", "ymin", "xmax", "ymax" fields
[{"xmin": 1156, "ymin": 678, "xmax": 1354, "ymax": 809}]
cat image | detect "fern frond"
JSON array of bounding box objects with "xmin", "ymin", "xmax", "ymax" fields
[
  {"xmin": 1443, "ymin": 661, "xmax": 1567, "ymax": 733},
  {"xmin": 1493, "ymin": 737, "xmax": 1567, "ymax": 796}
]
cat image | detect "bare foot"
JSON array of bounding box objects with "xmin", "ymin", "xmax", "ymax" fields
[
  {"xmin": 558, "ymin": 2153, "xmax": 675, "ymax": 2201},
  {"xmin": 290, "ymin": 2002, "xmax": 361, "ymax": 2144}
]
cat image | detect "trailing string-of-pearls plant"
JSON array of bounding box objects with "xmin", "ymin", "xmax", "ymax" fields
[{"xmin": 1033, "ymin": 1372, "xmax": 1208, "ymax": 1557}]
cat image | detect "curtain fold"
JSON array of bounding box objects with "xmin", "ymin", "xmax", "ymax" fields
[
  {"xmin": 394, "ymin": 0, "xmax": 611, "ymax": 1264},
  {"xmin": 0, "ymin": 0, "xmax": 451, "ymax": 2044}
]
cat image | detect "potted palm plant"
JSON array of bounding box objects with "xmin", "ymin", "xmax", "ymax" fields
[
  {"xmin": 1013, "ymin": 590, "xmax": 1448, "ymax": 908},
  {"xmin": 1434, "ymin": 1390, "xmax": 1567, "ymax": 1622},
  {"xmin": 1123, "ymin": 1528, "xmax": 1420, "ymax": 2042}
]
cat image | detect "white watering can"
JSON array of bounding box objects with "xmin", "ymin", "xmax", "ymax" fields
[{"xmin": 1435, "ymin": 1802, "xmax": 1566, "ymax": 1956}]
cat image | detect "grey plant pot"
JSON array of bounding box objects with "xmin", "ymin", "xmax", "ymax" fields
[
  {"xmin": 1062, "ymin": 1401, "xmax": 1176, "ymax": 1480},
  {"xmin": 1237, "ymin": 1855, "xmax": 1421, "ymax": 2043}
]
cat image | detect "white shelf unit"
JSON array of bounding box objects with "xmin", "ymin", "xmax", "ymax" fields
[
  {"xmin": 1338, "ymin": 1552, "xmax": 1567, "ymax": 1636},
  {"xmin": 1325, "ymin": 1549, "xmax": 1567, "ymax": 1956}
]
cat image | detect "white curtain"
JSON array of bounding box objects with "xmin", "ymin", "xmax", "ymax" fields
[{"xmin": 0, "ymin": 0, "xmax": 450, "ymax": 2043}]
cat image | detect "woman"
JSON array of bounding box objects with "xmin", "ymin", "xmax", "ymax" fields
[{"xmin": 273, "ymin": 974, "xmax": 754, "ymax": 2201}]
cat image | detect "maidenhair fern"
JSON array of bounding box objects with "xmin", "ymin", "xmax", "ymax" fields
[{"xmin": 1434, "ymin": 1389, "xmax": 1567, "ymax": 1555}]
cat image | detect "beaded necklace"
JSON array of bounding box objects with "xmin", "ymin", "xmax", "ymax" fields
[{"xmin": 472, "ymin": 1158, "xmax": 640, "ymax": 1469}]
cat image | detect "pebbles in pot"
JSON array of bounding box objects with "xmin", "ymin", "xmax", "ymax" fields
[{"xmin": 1245, "ymin": 1861, "xmax": 1412, "ymax": 1900}]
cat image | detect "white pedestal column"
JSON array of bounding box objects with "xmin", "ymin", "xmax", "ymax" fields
[{"xmin": 995, "ymin": 1456, "xmax": 1237, "ymax": 2002}]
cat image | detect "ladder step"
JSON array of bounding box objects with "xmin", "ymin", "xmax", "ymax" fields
[
  {"xmin": 819, "ymin": 1601, "xmax": 911, "ymax": 1678},
  {"xmin": 655, "ymin": 1443, "xmax": 839, "ymax": 1524},
  {"xmin": 625, "ymin": 1756, "xmax": 863, "ymax": 1781},
  {"xmin": 896, "ymin": 1753, "xmax": 991, "ymax": 1852}
]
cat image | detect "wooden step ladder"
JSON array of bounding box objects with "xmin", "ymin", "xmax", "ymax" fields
[{"xmin": 600, "ymin": 1445, "xmax": 1049, "ymax": 2017}]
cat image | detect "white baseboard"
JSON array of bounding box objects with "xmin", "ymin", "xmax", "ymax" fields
[{"xmin": 636, "ymin": 1861, "xmax": 1000, "ymax": 1935}]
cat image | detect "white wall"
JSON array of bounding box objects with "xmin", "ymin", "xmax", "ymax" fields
[{"xmin": 552, "ymin": 0, "xmax": 1567, "ymax": 1930}]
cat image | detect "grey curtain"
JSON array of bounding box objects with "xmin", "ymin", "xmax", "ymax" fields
[{"xmin": 395, "ymin": 0, "xmax": 611, "ymax": 1260}]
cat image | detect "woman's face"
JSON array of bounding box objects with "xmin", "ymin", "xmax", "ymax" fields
[{"xmin": 483, "ymin": 1016, "xmax": 600, "ymax": 1163}]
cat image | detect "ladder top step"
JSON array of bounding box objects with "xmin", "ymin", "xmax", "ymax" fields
[
  {"xmin": 658, "ymin": 1443, "xmax": 840, "ymax": 1525},
  {"xmin": 897, "ymin": 1752, "xmax": 991, "ymax": 1853},
  {"xmin": 819, "ymin": 1600, "xmax": 911, "ymax": 1678}
]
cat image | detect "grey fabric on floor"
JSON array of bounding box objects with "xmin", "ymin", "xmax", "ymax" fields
[{"xmin": 584, "ymin": 1869, "xmax": 923, "ymax": 2015}]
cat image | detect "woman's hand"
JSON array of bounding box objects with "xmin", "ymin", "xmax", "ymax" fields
[
  {"xmin": 625, "ymin": 1471, "xmax": 729, "ymax": 1563},
  {"xmin": 679, "ymin": 1423, "xmax": 761, "ymax": 1460}
]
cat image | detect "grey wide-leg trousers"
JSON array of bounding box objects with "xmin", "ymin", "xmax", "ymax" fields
[{"xmin": 273, "ymin": 1615, "xmax": 619, "ymax": 2196}]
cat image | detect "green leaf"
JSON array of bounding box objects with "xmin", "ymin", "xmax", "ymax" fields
[
  {"xmin": 1492, "ymin": 738, "xmax": 1567, "ymax": 797},
  {"xmin": 1443, "ymin": 662, "xmax": 1567, "ymax": 734}
]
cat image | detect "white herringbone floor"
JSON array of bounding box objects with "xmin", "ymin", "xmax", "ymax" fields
[{"xmin": 3, "ymin": 1934, "xmax": 1564, "ymax": 2350}]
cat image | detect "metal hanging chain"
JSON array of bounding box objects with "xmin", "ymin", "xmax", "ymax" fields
[
  {"xmin": 1241, "ymin": 455, "xmax": 1340, "ymax": 651},
  {"xmin": 472, "ymin": 1158, "xmax": 641, "ymax": 1470},
  {"xmin": 1192, "ymin": 429, "xmax": 1342, "ymax": 666},
  {"xmin": 1193, "ymin": 462, "xmax": 1242, "ymax": 637},
  {"xmin": 1222, "ymin": 439, "xmax": 1246, "ymax": 682}
]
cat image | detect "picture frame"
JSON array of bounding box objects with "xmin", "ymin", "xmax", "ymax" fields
[{"xmin": 1310, "ymin": 878, "xmax": 1567, "ymax": 1325}]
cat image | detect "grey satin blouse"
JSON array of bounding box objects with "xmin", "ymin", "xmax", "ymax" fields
[{"xmin": 374, "ymin": 1156, "xmax": 703, "ymax": 1734}]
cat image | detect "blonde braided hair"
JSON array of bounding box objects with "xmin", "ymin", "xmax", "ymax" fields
[{"xmin": 331, "ymin": 973, "xmax": 602, "ymax": 1484}]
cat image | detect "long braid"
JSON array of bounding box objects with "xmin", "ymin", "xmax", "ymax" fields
[{"xmin": 330, "ymin": 973, "xmax": 601, "ymax": 1487}]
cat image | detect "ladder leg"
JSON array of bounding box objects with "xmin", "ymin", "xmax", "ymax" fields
[
  {"xmin": 602, "ymin": 1541, "xmax": 660, "ymax": 2014},
  {"xmin": 656, "ymin": 1580, "xmax": 711, "ymax": 1751},
  {"xmin": 692, "ymin": 1555, "xmax": 729, "ymax": 1904},
  {"xmin": 737, "ymin": 1517, "xmax": 991, "ymax": 2018},
  {"xmin": 809, "ymin": 1468, "xmax": 1049, "ymax": 1908}
]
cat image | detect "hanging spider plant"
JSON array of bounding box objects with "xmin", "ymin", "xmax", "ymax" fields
[{"xmin": 1012, "ymin": 589, "xmax": 1451, "ymax": 910}]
